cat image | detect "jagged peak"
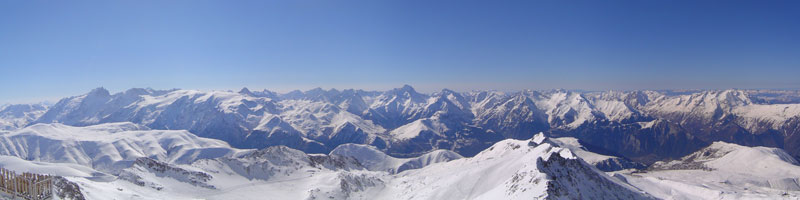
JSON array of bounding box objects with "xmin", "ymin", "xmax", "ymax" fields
[
  {"xmin": 238, "ymin": 87, "xmax": 254, "ymax": 95},
  {"xmin": 87, "ymin": 87, "xmax": 111, "ymax": 97},
  {"xmin": 400, "ymin": 84, "xmax": 415, "ymax": 91},
  {"xmin": 391, "ymin": 84, "xmax": 419, "ymax": 95},
  {"xmin": 506, "ymin": 93, "xmax": 537, "ymax": 106},
  {"xmin": 439, "ymin": 88, "xmax": 458, "ymax": 95},
  {"xmin": 382, "ymin": 84, "xmax": 425, "ymax": 103}
]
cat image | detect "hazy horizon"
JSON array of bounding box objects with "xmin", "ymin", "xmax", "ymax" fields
[{"xmin": 5, "ymin": 84, "xmax": 800, "ymax": 105}]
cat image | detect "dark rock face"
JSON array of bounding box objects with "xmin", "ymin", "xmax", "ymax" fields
[
  {"xmin": 121, "ymin": 157, "xmax": 216, "ymax": 189},
  {"xmin": 593, "ymin": 157, "xmax": 647, "ymax": 172},
  {"xmin": 385, "ymin": 125, "xmax": 504, "ymax": 158},
  {"xmin": 551, "ymin": 121, "xmax": 709, "ymax": 164},
  {"xmin": 53, "ymin": 176, "xmax": 86, "ymax": 200},
  {"xmin": 243, "ymin": 128, "xmax": 328, "ymax": 154},
  {"xmin": 783, "ymin": 117, "xmax": 800, "ymax": 160},
  {"xmin": 536, "ymin": 155, "xmax": 654, "ymax": 200}
]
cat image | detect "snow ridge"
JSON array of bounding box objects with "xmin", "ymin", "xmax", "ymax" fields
[{"xmin": 625, "ymin": 141, "xmax": 800, "ymax": 199}]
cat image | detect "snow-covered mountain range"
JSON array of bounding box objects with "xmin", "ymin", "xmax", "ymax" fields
[
  {"xmin": 5, "ymin": 86, "xmax": 800, "ymax": 163},
  {"xmin": 0, "ymin": 103, "xmax": 48, "ymax": 130},
  {"xmin": 3, "ymin": 86, "xmax": 800, "ymax": 199}
]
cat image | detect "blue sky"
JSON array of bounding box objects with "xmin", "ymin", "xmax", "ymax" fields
[{"xmin": 1, "ymin": 0, "xmax": 799, "ymax": 103}]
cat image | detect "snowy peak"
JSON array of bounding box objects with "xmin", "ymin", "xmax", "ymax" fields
[
  {"xmin": 398, "ymin": 84, "xmax": 417, "ymax": 94},
  {"xmin": 540, "ymin": 91, "xmax": 600, "ymax": 128},
  {"xmin": 337, "ymin": 89, "xmax": 370, "ymax": 115},
  {"xmin": 385, "ymin": 85, "xmax": 426, "ymax": 103},
  {"xmin": 419, "ymin": 92, "xmax": 472, "ymax": 120},
  {"xmin": 435, "ymin": 89, "xmax": 471, "ymax": 110},
  {"xmin": 718, "ymin": 89, "xmax": 753, "ymax": 106},
  {"xmin": 549, "ymin": 136, "xmax": 646, "ymax": 171},
  {"xmin": 472, "ymin": 133, "xmax": 574, "ymax": 161},
  {"xmin": 238, "ymin": 87, "xmax": 254, "ymax": 96},
  {"xmin": 387, "ymin": 134, "xmax": 651, "ymax": 200}
]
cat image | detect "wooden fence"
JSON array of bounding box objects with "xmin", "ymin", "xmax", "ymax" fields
[{"xmin": 0, "ymin": 168, "xmax": 53, "ymax": 200}]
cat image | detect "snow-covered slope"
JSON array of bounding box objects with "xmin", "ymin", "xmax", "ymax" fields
[
  {"xmin": 388, "ymin": 118, "xmax": 449, "ymax": 141},
  {"xmin": 330, "ymin": 143, "xmax": 462, "ymax": 173},
  {"xmin": 0, "ymin": 122, "xmax": 245, "ymax": 173},
  {"xmin": 620, "ymin": 142, "xmax": 800, "ymax": 199},
  {"xmin": 732, "ymin": 104, "xmax": 800, "ymax": 132}
]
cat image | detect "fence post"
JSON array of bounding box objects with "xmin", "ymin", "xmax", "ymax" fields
[{"xmin": 0, "ymin": 168, "xmax": 54, "ymax": 200}]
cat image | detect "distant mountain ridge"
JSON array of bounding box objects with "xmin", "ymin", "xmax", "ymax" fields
[{"xmin": 5, "ymin": 85, "xmax": 800, "ymax": 164}]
